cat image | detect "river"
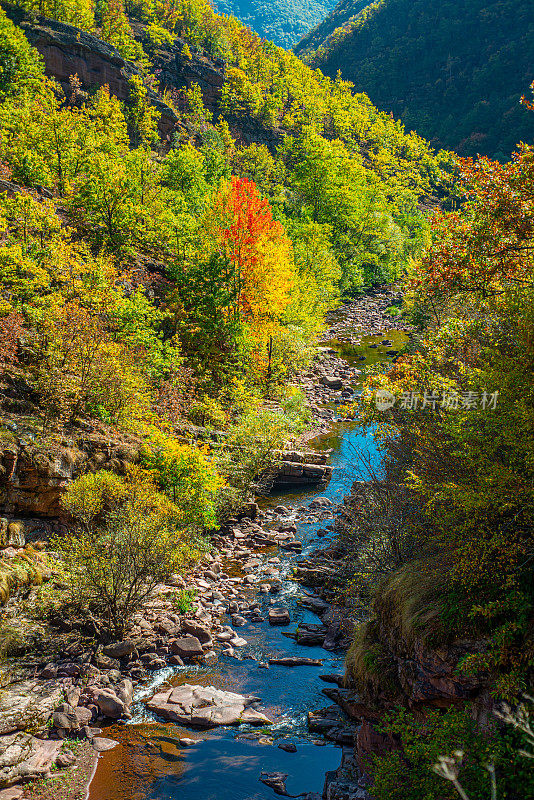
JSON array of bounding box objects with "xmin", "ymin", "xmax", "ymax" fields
[{"xmin": 87, "ymin": 326, "xmax": 409, "ymax": 800}]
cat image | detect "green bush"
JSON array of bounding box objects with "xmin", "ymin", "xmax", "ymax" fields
[
  {"xmin": 371, "ymin": 705, "xmax": 534, "ymax": 800},
  {"xmin": 170, "ymin": 588, "xmax": 198, "ymax": 613}
]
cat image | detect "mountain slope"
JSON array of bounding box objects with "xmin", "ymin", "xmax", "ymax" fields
[
  {"xmin": 293, "ymin": 0, "xmax": 369, "ymax": 56},
  {"xmin": 296, "ymin": 0, "xmax": 534, "ymax": 159},
  {"xmin": 213, "ymin": 0, "xmax": 338, "ymax": 48}
]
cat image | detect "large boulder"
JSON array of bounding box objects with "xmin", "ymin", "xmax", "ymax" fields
[
  {"xmin": 92, "ymin": 687, "xmax": 128, "ymax": 719},
  {"xmin": 169, "ymin": 636, "xmax": 204, "ymax": 659},
  {"xmin": 296, "ymin": 624, "xmax": 327, "ymax": 646},
  {"xmin": 147, "ymin": 684, "xmax": 271, "ymax": 728},
  {"xmin": 320, "ymin": 376, "xmax": 343, "ymax": 390},
  {"xmin": 259, "ymin": 772, "xmax": 289, "ymax": 796},
  {"xmin": 268, "ymin": 607, "xmax": 290, "ymax": 626},
  {"xmin": 0, "ymin": 682, "xmax": 63, "ymax": 736},
  {"xmin": 181, "ymin": 621, "xmax": 212, "ymax": 646},
  {"xmin": 102, "ymin": 640, "xmax": 137, "ymax": 659},
  {"xmin": 52, "ymin": 704, "xmax": 92, "ymax": 736},
  {"xmin": 0, "ymin": 733, "xmax": 62, "ymax": 788}
]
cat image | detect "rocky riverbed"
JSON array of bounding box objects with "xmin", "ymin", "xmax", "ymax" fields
[{"xmin": 0, "ymin": 286, "xmax": 409, "ymax": 800}]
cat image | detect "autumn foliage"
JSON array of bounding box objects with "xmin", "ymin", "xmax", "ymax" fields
[
  {"xmin": 410, "ymin": 148, "xmax": 534, "ymax": 304},
  {"xmin": 211, "ymin": 176, "xmax": 294, "ymax": 340},
  {"xmin": 358, "ymin": 138, "xmax": 534, "ymax": 697}
]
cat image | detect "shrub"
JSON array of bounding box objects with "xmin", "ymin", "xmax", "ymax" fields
[
  {"xmin": 170, "ymin": 588, "xmax": 197, "ymax": 613},
  {"xmin": 371, "ymin": 705, "xmax": 534, "ymax": 800},
  {"xmin": 57, "ymin": 466, "xmax": 208, "ymax": 637}
]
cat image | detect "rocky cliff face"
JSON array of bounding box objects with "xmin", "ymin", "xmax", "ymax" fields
[
  {"xmin": 2, "ymin": 1, "xmax": 284, "ymax": 151},
  {"xmin": 0, "ymin": 429, "xmax": 140, "ymax": 522},
  {"xmin": 1, "ymin": 1, "xmax": 180, "ymax": 140}
]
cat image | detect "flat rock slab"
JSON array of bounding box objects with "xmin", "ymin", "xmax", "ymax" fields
[
  {"xmin": 0, "ymin": 682, "xmax": 63, "ymax": 736},
  {"xmin": 0, "ymin": 788, "xmax": 24, "ymax": 799},
  {"xmin": 268, "ymin": 607, "xmax": 290, "ymax": 626},
  {"xmin": 92, "ymin": 737, "xmax": 119, "ymax": 752},
  {"xmin": 269, "ymin": 657, "xmax": 323, "ymax": 667},
  {"xmin": 147, "ymin": 684, "xmax": 271, "ymax": 728},
  {"xmin": 0, "ymin": 733, "xmax": 62, "ymax": 788}
]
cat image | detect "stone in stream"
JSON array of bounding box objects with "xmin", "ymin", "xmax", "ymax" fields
[
  {"xmin": 274, "ymin": 505, "xmax": 290, "ymax": 515},
  {"xmin": 278, "ymin": 740, "xmax": 297, "ymax": 753},
  {"xmin": 92, "ymin": 737, "xmax": 119, "ymax": 752},
  {"xmin": 268, "ymin": 607, "xmax": 290, "ymax": 626},
  {"xmin": 229, "ymin": 635, "xmax": 247, "ymax": 647},
  {"xmin": 147, "ymin": 684, "xmax": 271, "ymax": 728},
  {"xmin": 268, "ymin": 657, "xmax": 323, "ymax": 667},
  {"xmin": 92, "ymin": 682, "xmax": 131, "ymax": 719},
  {"xmin": 181, "ymin": 620, "xmax": 212, "ymax": 645},
  {"xmin": 319, "ymin": 674, "xmax": 345, "ymax": 686},
  {"xmin": 259, "ymin": 772, "xmax": 289, "ymax": 796},
  {"xmin": 295, "ymin": 624, "xmax": 327, "ymax": 646}
]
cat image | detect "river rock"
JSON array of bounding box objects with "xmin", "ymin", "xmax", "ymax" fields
[
  {"xmin": 229, "ymin": 636, "xmax": 247, "ymax": 647},
  {"xmin": 296, "ymin": 624, "xmax": 327, "ymax": 646},
  {"xmin": 169, "ymin": 636, "xmax": 204, "ymax": 659},
  {"xmin": 320, "ymin": 376, "xmax": 343, "ymax": 390},
  {"xmin": 92, "ymin": 737, "xmax": 119, "ymax": 752},
  {"xmin": 259, "ymin": 772, "xmax": 289, "ymax": 796},
  {"xmin": 147, "ymin": 684, "xmax": 271, "ymax": 728},
  {"xmin": 55, "ymin": 749, "xmax": 75, "ymax": 768},
  {"xmin": 181, "ymin": 620, "xmax": 212, "ymax": 645},
  {"xmin": 278, "ymin": 741, "xmax": 297, "ymax": 752},
  {"xmin": 92, "ymin": 687, "xmax": 128, "ymax": 719},
  {"xmin": 274, "ymin": 506, "xmax": 289, "ymax": 515},
  {"xmin": 268, "ymin": 607, "xmax": 290, "ymax": 626},
  {"xmin": 103, "ymin": 640, "xmax": 137, "ymax": 659},
  {"xmin": 53, "ymin": 704, "xmax": 92, "ymax": 735}
]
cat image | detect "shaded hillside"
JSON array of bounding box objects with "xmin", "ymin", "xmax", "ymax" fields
[
  {"xmin": 294, "ymin": 0, "xmax": 369, "ymax": 56},
  {"xmin": 213, "ymin": 0, "xmax": 338, "ymax": 48},
  {"xmin": 297, "ymin": 0, "xmax": 534, "ymax": 159}
]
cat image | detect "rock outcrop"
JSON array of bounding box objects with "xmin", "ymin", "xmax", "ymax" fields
[
  {"xmin": 1, "ymin": 2, "xmax": 178, "ymax": 140},
  {"xmin": 0, "ymin": 431, "xmax": 140, "ymax": 520},
  {"xmin": 2, "ymin": 2, "xmax": 285, "ymax": 152},
  {"xmin": 271, "ymin": 449, "xmax": 332, "ymax": 488}
]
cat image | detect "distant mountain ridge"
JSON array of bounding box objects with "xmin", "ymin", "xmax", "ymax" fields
[{"xmin": 295, "ymin": 0, "xmax": 534, "ymax": 159}]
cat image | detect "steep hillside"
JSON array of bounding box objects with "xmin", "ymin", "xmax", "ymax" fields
[
  {"xmin": 213, "ymin": 0, "xmax": 338, "ymax": 48},
  {"xmin": 293, "ymin": 0, "xmax": 368, "ymax": 56},
  {"xmin": 296, "ymin": 0, "xmax": 534, "ymax": 159}
]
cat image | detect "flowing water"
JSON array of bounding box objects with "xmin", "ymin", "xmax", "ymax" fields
[{"xmin": 87, "ymin": 329, "xmax": 409, "ymax": 800}]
